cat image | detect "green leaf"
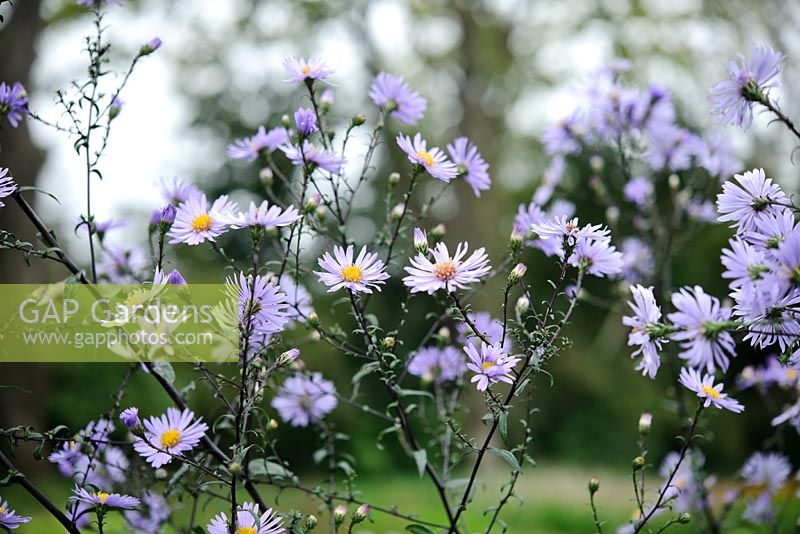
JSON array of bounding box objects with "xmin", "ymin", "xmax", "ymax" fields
[
  {"xmin": 405, "ymin": 525, "xmax": 437, "ymax": 534},
  {"xmin": 352, "ymin": 361, "xmax": 380, "ymax": 384},
  {"xmin": 247, "ymin": 459, "xmax": 293, "ymax": 479},
  {"xmin": 499, "ymin": 412, "xmax": 509, "ymax": 447},
  {"xmin": 488, "ymin": 447, "xmax": 522, "ymax": 473},
  {"xmin": 412, "ymin": 449, "xmax": 427, "ymax": 478},
  {"xmin": 151, "ymin": 362, "xmax": 175, "ymax": 383},
  {"xmin": 397, "ymin": 388, "xmax": 434, "ymax": 400}
]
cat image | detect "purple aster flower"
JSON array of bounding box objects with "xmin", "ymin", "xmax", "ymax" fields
[
  {"xmin": 98, "ymin": 244, "xmax": 147, "ymax": 283},
  {"xmin": 369, "ymin": 72, "xmax": 427, "ymax": 125},
  {"xmin": 403, "ymin": 242, "xmax": 491, "ymax": 294},
  {"xmin": 0, "ymin": 167, "xmax": 17, "ymax": 207},
  {"xmin": 207, "ymin": 502, "xmax": 284, "ymax": 534},
  {"xmin": 710, "ymin": 45, "xmax": 784, "ymax": 130},
  {"xmin": 742, "ymin": 452, "xmax": 791, "ymax": 493},
  {"xmin": 464, "ymin": 342, "xmax": 520, "ymax": 391},
  {"xmin": 278, "ymin": 274, "xmax": 314, "ymax": 323},
  {"xmin": 124, "ymin": 491, "xmax": 170, "ymax": 534},
  {"xmin": 0, "ymin": 82, "xmax": 28, "ymax": 128},
  {"xmin": 620, "ymin": 237, "xmax": 655, "ymax": 284},
  {"xmin": 281, "ymin": 140, "xmax": 346, "ymax": 174},
  {"xmin": 76, "ymin": 445, "xmax": 128, "ymax": 488},
  {"xmin": 533, "ymin": 157, "xmax": 566, "ymax": 205},
  {"xmin": 721, "ymin": 238, "xmax": 768, "ymax": 289},
  {"xmin": 158, "ymin": 177, "xmax": 199, "ymax": 205},
  {"xmin": 645, "ymin": 124, "xmax": 700, "ymax": 172},
  {"xmin": 686, "ymin": 198, "xmax": 717, "ymax": 223},
  {"xmin": 733, "ymin": 284, "xmax": 800, "ymax": 351},
  {"xmin": 623, "ymin": 285, "xmax": 666, "ymax": 378},
  {"xmin": 679, "ymin": 367, "xmax": 744, "ymax": 413},
  {"xmin": 228, "ymin": 126, "xmax": 289, "ymax": 161},
  {"xmin": 153, "ymin": 267, "xmax": 187, "ymax": 285},
  {"xmin": 229, "ymin": 201, "xmax": 300, "ymax": 229},
  {"xmin": 456, "ymin": 311, "xmax": 511, "ymax": 351},
  {"xmin": 541, "ymin": 111, "xmax": 583, "ymax": 156},
  {"xmin": 765, "ymin": 231, "xmax": 800, "ymax": 292},
  {"xmin": 72, "ymin": 487, "xmax": 140, "ymax": 510},
  {"xmin": 742, "ymin": 493, "xmax": 774, "ymax": 525},
  {"xmin": 282, "ymin": 56, "xmax": 334, "ymax": 84},
  {"xmin": 570, "ymin": 236, "xmax": 623, "ymax": 278},
  {"xmin": 717, "ymin": 169, "xmax": 787, "ymax": 232},
  {"xmin": 407, "ymin": 346, "xmax": 466, "ymax": 383},
  {"xmin": 659, "ymin": 450, "xmax": 706, "ymax": 513},
  {"xmin": 0, "ymin": 499, "xmax": 31, "ymax": 530},
  {"xmin": 747, "ymin": 210, "xmax": 798, "ymax": 250},
  {"xmin": 623, "ymin": 177, "xmax": 653, "ymax": 207},
  {"xmin": 294, "ymin": 107, "xmax": 318, "ymax": 135},
  {"xmin": 531, "ymin": 216, "xmax": 608, "ymax": 249},
  {"xmin": 447, "ymin": 137, "xmax": 491, "ymax": 197},
  {"xmin": 396, "ymin": 133, "xmax": 459, "ymax": 182},
  {"xmin": 232, "ymin": 272, "xmax": 291, "ymax": 335},
  {"xmin": 271, "ymin": 372, "xmax": 337, "ymax": 427},
  {"xmin": 315, "ymin": 245, "xmax": 389, "ymax": 294},
  {"xmin": 668, "ymin": 286, "xmax": 736, "ymax": 373},
  {"xmin": 167, "ymin": 193, "xmax": 238, "ymax": 245},
  {"xmin": 120, "ymin": 407, "xmax": 141, "ymax": 430},
  {"xmin": 133, "ymin": 408, "xmax": 209, "ymax": 468},
  {"xmin": 771, "ymin": 399, "xmax": 800, "ymax": 430},
  {"xmin": 699, "ymin": 132, "xmax": 741, "ymax": 179}
]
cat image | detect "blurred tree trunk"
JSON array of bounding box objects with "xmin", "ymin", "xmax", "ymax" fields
[{"xmin": 0, "ymin": 0, "xmax": 51, "ymax": 467}]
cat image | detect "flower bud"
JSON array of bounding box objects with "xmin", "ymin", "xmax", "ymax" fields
[
  {"xmin": 352, "ymin": 504, "xmax": 369, "ymax": 523},
  {"xmin": 281, "ymin": 114, "xmax": 291, "ymax": 128},
  {"xmin": 308, "ymin": 312, "xmax": 320, "ymax": 326},
  {"xmin": 437, "ymin": 327, "xmax": 451, "ymax": 343},
  {"xmin": 228, "ymin": 461, "xmax": 242, "ymax": 475},
  {"xmin": 605, "ymin": 206, "xmax": 619, "ymax": 225},
  {"xmin": 259, "ymin": 167, "xmax": 274, "ymax": 187},
  {"xmin": 138, "ymin": 37, "xmax": 162, "ymax": 57},
  {"xmin": 305, "ymin": 514, "xmax": 318, "ymax": 531},
  {"xmin": 351, "ymin": 113, "xmax": 366, "ymax": 127},
  {"xmin": 589, "ymin": 155, "xmax": 604, "ymax": 172},
  {"xmin": 678, "ymin": 512, "xmax": 691, "ymax": 524},
  {"xmin": 508, "ymin": 263, "xmax": 527, "ymax": 285},
  {"xmin": 430, "ymin": 224, "xmax": 446, "ymax": 239},
  {"xmin": 510, "ymin": 225, "xmax": 523, "ymax": 252},
  {"xmin": 305, "ymin": 194, "xmax": 320, "ymax": 214},
  {"xmin": 155, "ymin": 468, "xmax": 168, "ymax": 480},
  {"xmin": 515, "ymin": 295, "xmax": 530, "ymax": 319},
  {"xmin": 633, "ymin": 456, "xmax": 646, "ymax": 471},
  {"xmin": 638, "ymin": 412, "xmax": 652, "ymax": 436},
  {"xmin": 588, "ymin": 477, "xmax": 600, "ymax": 494},
  {"xmin": 278, "ymin": 348, "xmax": 300, "ymax": 366},
  {"xmin": 333, "ymin": 505, "xmax": 347, "ymax": 526},
  {"xmin": 320, "ymin": 88, "xmax": 334, "ymax": 110},
  {"xmin": 413, "ymin": 227, "xmax": 428, "ymax": 254},
  {"xmin": 290, "ymin": 359, "xmax": 305, "ymax": 371},
  {"xmin": 109, "ymin": 95, "xmax": 123, "ymax": 120},
  {"xmin": 167, "ymin": 269, "xmax": 187, "ymax": 285},
  {"xmin": 315, "ymin": 206, "xmax": 326, "ymax": 221},
  {"xmin": 391, "ymin": 203, "xmax": 405, "ymax": 220},
  {"xmin": 267, "ymin": 418, "xmax": 279, "ymax": 430},
  {"xmin": 381, "ymin": 337, "xmax": 396, "ymax": 349},
  {"xmin": 159, "ymin": 204, "xmax": 177, "ymax": 230},
  {"xmin": 119, "ymin": 407, "xmax": 141, "ymax": 433},
  {"xmin": 668, "ymin": 173, "xmax": 680, "ymax": 190},
  {"xmin": 388, "ymin": 172, "xmax": 401, "ymax": 187}
]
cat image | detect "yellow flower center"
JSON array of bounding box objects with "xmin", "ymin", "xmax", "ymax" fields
[
  {"xmin": 0, "ymin": 506, "xmax": 4, "ymax": 514},
  {"xmin": 701, "ymin": 385, "xmax": 720, "ymax": 400},
  {"xmin": 433, "ymin": 260, "xmax": 457, "ymax": 281},
  {"xmin": 416, "ymin": 150, "xmax": 434, "ymax": 167},
  {"xmin": 160, "ymin": 428, "xmax": 182, "ymax": 448},
  {"xmin": 301, "ymin": 65, "xmax": 311, "ymax": 76},
  {"xmin": 482, "ymin": 361, "xmax": 496, "ymax": 371},
  {"xmin": 191, "ymin": 213, "xmax": 213, "ymax": 233},
  {"xmin": 95, "ymin": 492, "xmax": 109, "ymax": 505},
  {"xmin": 237, "ymin": 528, "xmax": 256, "ymax": 534},
  {"xmin": 341, "ymin": 265, "xmax": 363, "ymax": 283},
  {"xmin": 787, "ymin": 370, "xmax": 798, "ymax": 381}
]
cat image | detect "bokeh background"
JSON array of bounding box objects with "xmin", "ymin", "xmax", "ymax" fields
[{"xmin": 2, "ymin": 0, "xmax": 800, "ymax": 532}]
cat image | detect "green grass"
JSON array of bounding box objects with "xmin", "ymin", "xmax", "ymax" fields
[{"xmin": 3, "ymin": 464, "xmax": 798, "ymax": 532}]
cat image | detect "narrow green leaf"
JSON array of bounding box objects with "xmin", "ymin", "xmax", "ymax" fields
[{"xmin": 488, "ymin": 447, "xmax": 522, "ymax": 473}]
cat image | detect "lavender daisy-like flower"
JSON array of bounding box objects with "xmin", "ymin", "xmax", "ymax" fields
[
  {"xmin": 233, "ymin": 272, "xmax": 291, "ymax": 335},
  {"xmin": 294, "ymin": 107, "xmax": 318, "ymax": 136},
  {"xmin": 158, "ymin": 177, "xmax": 200, "ymax": 205},
  {"xmin": 721, "ymin": 238, "xmax": 768, "ymax": 289},
  {"xmin": 733, "ymin": 284, "xmax": 800, "ymax": 351},
  {"xmin": 531, "ymin": 216, "xmax": 608, "ymax": 247},
  {"xmin": 659, "ymin": 450, "xmax": 706, "ymax": 513},
  {"xmin": 620, "ymin": 237, "xmax": 655, "ymax": 284},
  {"xmin": 623, "ymin": 177, "xmax": 653, "ymax": 207},
  {"xmin": 396, "ymin": 133, "xmax": 459, "ymax": 182},
  {"xmin": 717, "ymin": 169, "xmax": 787, "ymax": 232},
  {"xmin": 281, "ymin": 140, "xmax": 346, "ymax": 174},
  {"xmin": 464, "ymin": 342, "xmax": 520, "ymax": 391},
  {"xmin": 120, "ymin": 407, "xmax": 141, "ymax": 430},
  {"xmin": 699, "ymin": 132, "xmax": 741, "ymax": 179},
  {"xmin": 271, "ymin": 372, "xmax": 337, "ymax": 427},
  {"xmin": 741, "ymin": 452, "xmax": 791, "ymax": 493},
  {"xmin": 570, "ymin": 236, "xmax": 623, "ymax": 277},
  {"xmin": 0, "ymin": 81, "xmax": 28, "ymax": 128},
  {"xmin": 72, "ymin": 487, "xmax": 140, "ymax": 510},
  {"xmin": 315, "ymin": 245, "xmax": 389, "ymax": 294},
  {"xmin": 456, "ymin": 311, "xmax": 511, "ymax": 351},
  {"xmin": 408, "ymin": 346, "xmax": 466, "ymax": 383},
  {"xmin": 0, "ymin": 499, "xmax": 31, "ymax": 530},
  {"xmin": 278, "ymin": 274, "xmax": 314, "ymax": 323},
  {"xmin": 710, "ymin": 45, "xmax": 784, "ymax": 130},
  {"xmin": 283, "ymin": 57, "xmax": 334, "ymax": 84},
  {"xmin": 447, "ymin": 137, "xmax": 491, "ymax": 197},
  {"xmin": 765, "ymin": 231, "xmax": 800, "ymax": 293},
  {"xmin": 133, "ymin": 408, "xmax": 209, "ymax": 468},
  {"xmin": 645, "ymin": 123, "xmax": 700, "ymax": 172},
  {"xmin": 153, "ymin": 267, "xmax": 187, "ymax": 285},
  {"xmin": 168, "ymin": 194, "xmax": 238, "ymax": 245},
  {"xmin": 679, "ymin": 367, "xmax": 744, "ymax": 413},
  {"xmin": 124, "ymin": 491, "xmax": 170, "ymax": 534},
  {"xmin": 369, "ymin": 72, "xmax": 427, "ymax": 125},
  {"xmin": 623, "ymin": 285, "xmax": 666, "ymax": 379},
  {"xmin": 207, "ymin": 502, "xmax": 284, "ymax": 534},
  {"xmin": 541, "ymin": 111, "xmax": 583, "ymax": 156},
  {"xmin": 229, "ymin": 201, "xmax": 300, "ymax": 229},
  {"xmin": 0, "ymin": 167, "xmax": 17, "ymax": 208},
  {"xmin": 228, "ymin": 126, "xmax": 289, "ymax": 161},
  {"xmin": 668, "ymin": 286, "xmax": 737, "ymax": 373},
  {"xmin": 748, "ymin": 210, "xmax": 797, "ymax": 250},
  {"xmin": 403, "ymin": 242, "xmax": 491, "ymax": 294},
  {"xmin": 98, "ymin": 244, "xmax": 148, "ymax": 283}
]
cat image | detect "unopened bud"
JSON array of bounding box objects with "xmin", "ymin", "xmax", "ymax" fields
[
  {"xmin": 508, "ymin": 263, "xmax": 527, "ymax": 285},
  {"xmin": 437, "ymin": 327, "xmax": 451, "ymax": 343},
  {"xmin": 155, "ymin": 468, "xmax": 168, "ymax": 480},
  {"xmin": 259, "ymin": 167, "xmax": 274, "ymax": 187},
  {"xmin": 510, "ymin": 225, "xmax": 523, "ymax": 252},
  {"xmin": 290, "ymin": 359, "xmax": 305, "ymax": 371},
  {"xmin": 638, "ymin": 413, "xmax": 652, "ymax": 436},
  {"xmin": 308, "ymin": 312, "xmax": 320, "ymax": 326},
  {"xmin": 352, "ymin": 504, "xmax": 369, "ymax": 523},
  {"xmin": 138, "ymin": 37, "xmax": 162, "ymax": 57},
  {"xmin": 278, "ymin": 348, "xmax": 300, "ymax": 366},
  {"xmin": 388, "ymin": 172, "xmax": 401, "ymax": 187},
  {"xmin": 305, "ymin": 194, "xmax": 320, "ymax": 214},
  {"xmin": 589, "ymin": 155, "xmax": 604, "ymax": 172},
  {"xmin": 413, "ymin": 227, "xmax": 428, "ymax": 254},
  {"xmin": 334, "ymin": 505, "xmax": 347, "ymax": 525},
  {"xmin": 228, "ymin": 461, "xmax": 242, "ymax": 475},
  {"xmin": 588, "ymin": 477, "xmax": 600, "ymax": 494},
  {"xmin": 305, "ymin": 514, "xmax": 318, "ymax": 530},
  {"xmin": 351, "ymin": 113, "xmax": 366, "ymax": 127},
  {"xmin": 605, "ymin": 206, "xmax": 619, "ymax": 225},
  {"xmin": 381, "ymin": 337, "xmax": 396, "ymax": 349},
  {"xmin": 281, "ymin": 114, "xmax": 291, "ymax": 128},
  {"xmin": 430, "ymin": 224, "xmax": 446, "ymax": 239},
  {"xmin": 315, "ymin": 206, "xmax": 326, "ymax": 221},
  {"xmin": 668, "ymin": 173, "xmax": 680, "ymax": 190},
  {"xmin": 633, "ymin": 456, "xmax": 645, "ymax": 471},
  {"xmin": 678, "ymin": 512, "xmax": 691, "ymax": 524},
  {"xmin": 391, "ymin": 203, "xmax": 405, "ymax": 220},
  {"xmin": 267, "ymin": 418, "xmax": 279, "ymax": 430},
  {"xmin": 109, "ymin": 95, "xmax": 123, "ymax": 120},
  {"xmin": 515, "ymin": 296, "xmax": 530, "ymax": 319}
]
